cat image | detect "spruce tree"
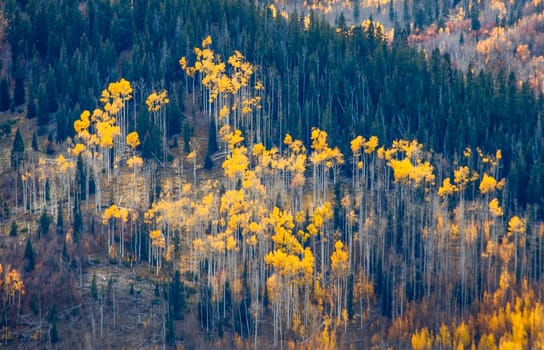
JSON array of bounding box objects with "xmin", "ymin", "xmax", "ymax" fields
[
  {"xmin": 183, "ymin": 122, "xmax": 193, "ymax": 154},
  {"xmin": 470, "ymin": 1, "xmax": 481, "ymax": 31},
  {"xmin": 24, "ymin": 239, "xmax": 35, "ymax": 272},
  {"xmin": 10, "ymin": 220, "xmax": 17, "ymax": 237},
  {"xmin": 38, "ymin": 210, "xmax": 50, "ymax": 239},
  {"xmin": 31, "ymin": 132, "xmax": 38, "ymax": 151},
  {"xmin": 11, "ymin": 127, "xmax": 25, "ymax": 168},
  {"xmin": 166, "ymin": 312, "xmax": 175, "ymax": 344},
  {"xmin": 73, "ymin": 194, "xmax": 82, "ymax": 242},
  {"xmin": 49, "ymin": 305, "xmax": 58, "ymax": 343},
  {"xmin": 207, "ymin": 118, "xmax": 218, "ymax": 155},
  {"xmin": 91, "ymin": 273, "xmax": 98, "ymax": 300},
  {"xmin": 13, "ymin": 67, "xmax": 25, "ymax": 106},
  {"xmin": 170, "ymin": 270, "xmax": 185, "ymax": 320},
  {"xmin": 204, "ymin": 154, "xmax": 213, "ymax": 170},
  {"xmin": 36, "ymin": 84, "xmax": 49, "ymax": 131},
  {"xmin": 56, "ymin": 203, "xmax": 64, "ymax": 236},
  {"xmin": 26, "ymin": 99, "xmax": 36, "ymax": 119},
  {"xmin": 0, "ymin": 78, "xmax": 11, "ymax": 112}
]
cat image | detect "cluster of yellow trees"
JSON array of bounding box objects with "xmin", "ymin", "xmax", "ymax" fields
[
  {"xmin": 0, "ymin": 264, "xmax": 24, "ymax": 341},
  {"xmin": 180, "ymin": 36, "xmax": 264, "ymax": 141},
  {"xmin": 14, "ymin": 35, "xmax": 541, "ymax": 347}
]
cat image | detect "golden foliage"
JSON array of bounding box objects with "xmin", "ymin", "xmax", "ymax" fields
[
  {"xmin": 330, "ymin": 240, "xmax": 349, "ymax": 278},
  {"xmin": 150, "ymin": 230, "xmax": 166, "ymax": 249},
  {"xmin": 126, "ymin": 131, "xmax": 140, "ymax": 149},
  {"xmin": 480, "ymin": 173, "xmax": 498, "ymax": 194},
  {"xmin": 127, "ymin": 156, "xmax": 143, "ymax": 168},
  {"xmin": 411, "ymin": 327, "xmax": 433, "ymax": 350},
  {"xmin": 508, "ymin": 216, "xmax": 526, "ymax": 235},
  {"xmin": 146, "ymin": 90, "xmax": 169, "ymax": 112},
  {"xmin": 489, "ymin": 198, "xmax": 504, "ymax": 217},
  {"xmin": 102, "ymin": 204, "xmax": 129, "ymax": 224},
  {"xmin": 438, "ymin": 178, "xmax": 458, "ymax": 198}
]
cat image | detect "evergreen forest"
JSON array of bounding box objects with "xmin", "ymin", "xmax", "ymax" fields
[{"xmin": 0, "ymin": 0, "xmax": 543, "ymax": 348}]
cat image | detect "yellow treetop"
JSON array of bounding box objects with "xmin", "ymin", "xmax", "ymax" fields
[
  {"xmin": 126, "ymin": 131, "xmax": 140, "ymax": 149},
  {"xmin": 146, "ymin": 90, "xmax": 170, "ymax": 112},
  {"xmin": 411, "ymin": 327, "xmax": 433, "ymax": 350},
  {"xmin": 202, "ymin": 35, "xmax": 212, "ymax": 48},
  {"xmin": 330, "ymin": 240, "xmax": 349, "ymax": 278},
  {"xmin": 150, "ymin": 230, "xmax": 166, "ymax": 249},
  {"xmin": 3, "ymin": 268, "xmax": 25, "ymax": 298},
  {"xmin": 311, "ymin": 128, "xmax": 329, "ymax": 153},
  {"xmin": 364, "ymin": 136, "xmax": 379, "ymax": 154},
  {"xmin": 489, "ymin": 198, "xmax": 504, "ymax": 217},
  {"xmin": 102, "ymin": 204, "xmax": 129, "ymax": 224},
  {"xmin": 100, "ymin": 79, "xmax": 133, "ymax": 115},
  {"xmin": 56, "ymin": 154, "xmax": 75, "ymax": 173},
  {"xmin": 72, "ymin": 143, "xmax": 86, "ymax": 156},
  {"xmin": 480, "ymin": 173, "xmax": 498, "ymax": 194},
  {"xmin": 438, "ymin": 178, "xmax": 458, "ymax": 198},
  {"xmin": 264, "ymin": 246, "xmax": 314, "ymax": 280},
  {"xmin": 222, "ymin": 147, "xmax": 249, "ymax": 179},
  {"xmin": 350, "ymin": 135, "xmax": 365, "ymax": 155},
  {"xmin": 74, "ymin": 110, "xmax": 91, "ymax": 134},
  {"xmin": 508, "ymin": 216, "xmax": 526, "ymax": 235},
  {"xmin": 127, "ymin": 156, "xmax": 143, "ymax": 168},
  {"xmin": 389, "ymin": 158, "xmax": 413, "ymax": 183},
  {"xmin": 96, "ymin": 121, "xmax": 121, "ymax": 148}
]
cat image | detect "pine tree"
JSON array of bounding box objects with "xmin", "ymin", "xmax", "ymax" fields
[
  {"xmin": 207, "ymin": 117, "xmax": 218, "ymax": 155},
  {"xmin": 11, "ymin": 127, "xmax": 25, "ymax": 168},
  {"xmin": 38, "ymin": 210, "xmax": 50, "ymax": 239},
  {"xmin": 183, "ymin": 122, "xmax": 193, "ymax": 154},
  {"xmin": 49, "ymin": 305, "xmax": 58, "ymax": 343},
  {"xmin": 76, "ymin": 154, "xmax": 86, "ymax": 200},
  {"xmin": 26, "ymin": 99, "xmax": 36, "ymax": 119},
  {"xmin": 388, "ymin": 0, "xmax": 396, "ymax": 22},
  {"xmin": 347, "ymin": 274, "xmax": 354, "ymax": 319},
  {"xmin": 470, "ymin": 1, "xmax": 481, "ymax": 31},
  {"xmin": 10, "ymin": 220, "xmax": 17, "ymax": 237},
  {"xmin": 91, "ymin": 273, "xmax": 98, "ymax": 300},
  {"xmin": 31, "ymin": 132, "xmax": 38, "ymax": 151},
  {"xmin": 204, "ymin": 154, "xmax": 213, "ymax": 170},
  {"xmin": 56, "ymin": 203, "xmax": 64, "ymax": 236},
  {"xmin": 13, "ymin": 66, "xmax": 25, "ymax": 107},
  {"xmin": 166, "ymin": 312, "xmax": 175, "ymax": 344},
  {"xmin": 0, "ymin": 78, "xmax": 11, "ymax": 112},
  {"xmin": 170, "ymin": 270, "xmax": 185, "ymax": 320},
  {"xmin": 36, "ymin": 84, "xmax": 49, "ymax": 131},
  {"xmin": 24, "ymin": 239, "xmax": 35, "ymax": 272},
  {"xmin": 204, "ymin": 119, "xmax": 216, "ymax": 169},
  {"xmin": 46, "ymin": 67, "xmax": 57, "ymax": 113},
  {"xmin": 73, "ymin": 194, "xmax": 82, "ymax": 242}
]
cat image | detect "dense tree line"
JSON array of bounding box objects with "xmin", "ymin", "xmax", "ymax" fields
[
  {"xmin": 2, "ymin": 0, "xmax": 542, "ymax": 216},
  {"xmin": 0, "ymin": 0, "xmax": 543, "ymax": 348}
]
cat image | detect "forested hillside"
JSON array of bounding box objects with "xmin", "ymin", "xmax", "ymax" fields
[{"xmin": 0, "ymin": 0, "xmax": 543, "ymax": 348}]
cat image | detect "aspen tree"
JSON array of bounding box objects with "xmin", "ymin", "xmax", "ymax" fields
[
  {"xmin": 146, "ymin": 90, "xmax": 169, "ymax": 163},
  {"xmin": 330, "ymin": 240, "xmax": 349, "ymax": 319},
  {"xmin": 74, "ymin": 79, "xmax": 132, "ymax": 211},
  {"xmin": 0, "ymin": 264, "xmax": 25, "ymax": 337}
]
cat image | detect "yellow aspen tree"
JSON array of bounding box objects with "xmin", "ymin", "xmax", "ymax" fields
[
  {"xmin": 149, "ymin": 230, "xmax": 166, "ymax": 275},
  {"xmin": 411, "ymin": 327, "xmax": 433, "ymax": 350},
  {"xmin": 74, "ymin": 79, "xmax": 132, "ymax": 211},
  {"xmin": 2, "ymin": 267, "xmax": 24, "ymax": 308},
  {"xmin": 145, "ymin": 90, "xmax": 169, "ymax": 163},
  {"xmin": 508, "ymin": 216, "xmax": 526, "ymax": 276},
  {"xmin": 102, "ymin": 204, "xmax": 129, "ymax": 260},
  {"xmin": 330, "ymin": 240, "xmax": 349, "ymax": 319},
  {"xmin": 453, "ymin": 322, "xmax": 471, "ymax": 349},
  {"xmin": 180, "ymin": 37, "xmax": 262, "ymax": 148}
]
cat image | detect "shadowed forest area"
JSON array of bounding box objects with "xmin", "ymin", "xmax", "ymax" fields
[{"xmin": 0, "ymin": 0, "xmax": 543, "ymax": 348}]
